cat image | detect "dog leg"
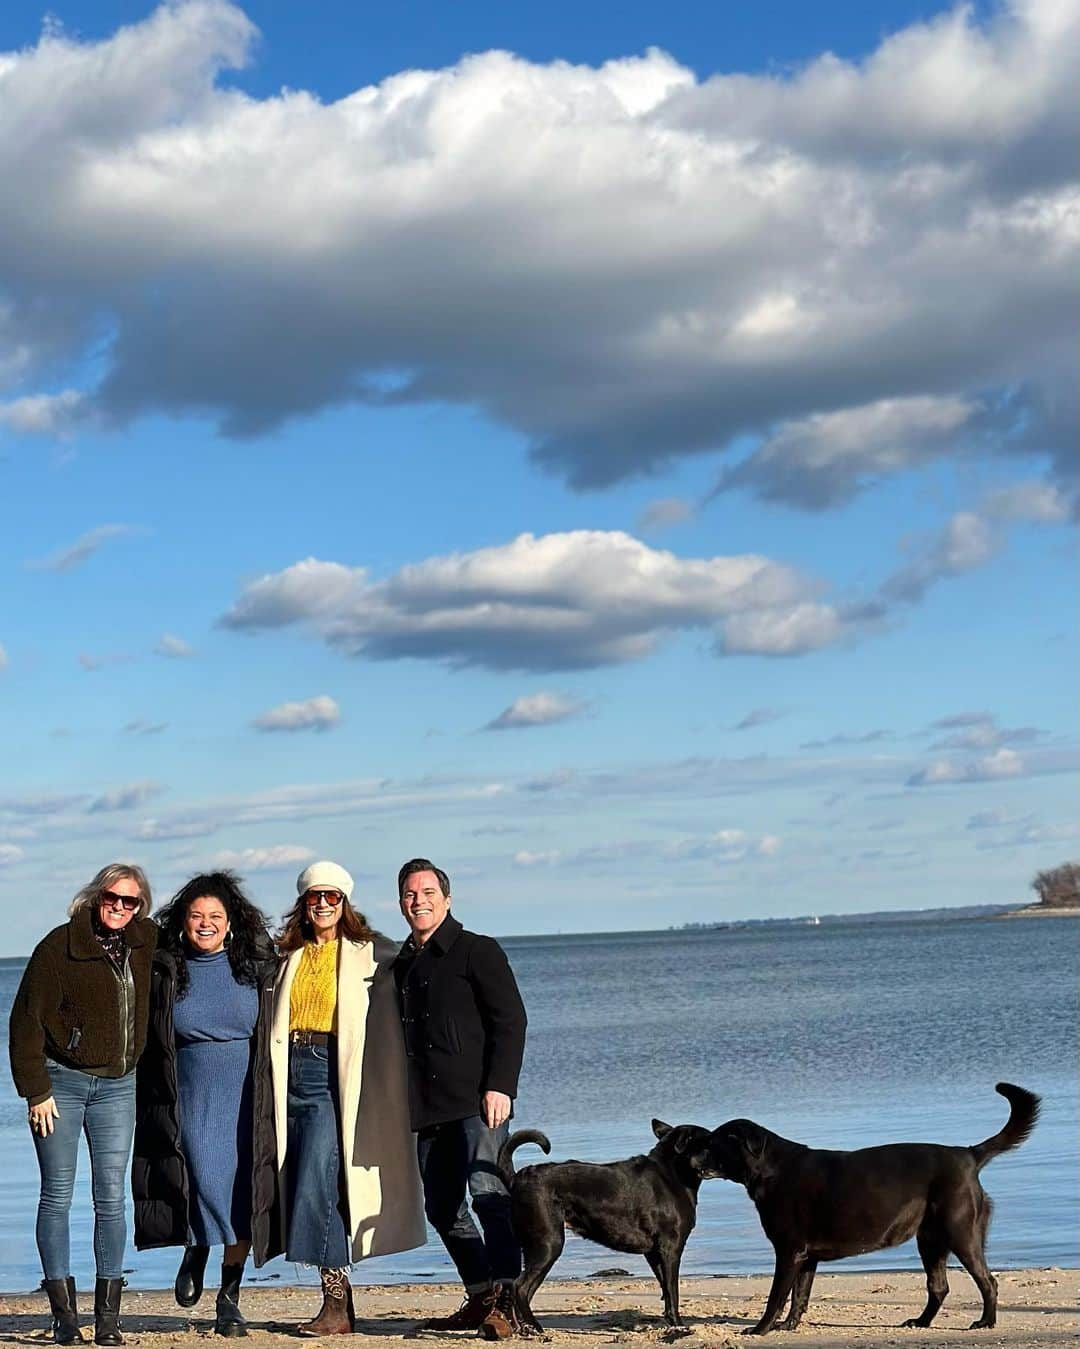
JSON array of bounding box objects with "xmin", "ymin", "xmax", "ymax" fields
[
  {"xmin": 745, "ymin": 1256, "xmax": 798, "ymax": 1336},
  {"xmin": 781, "ymin": 1260, "xmax": 817, "ymax": 1331},
  {"xmin": 511, "ymin": 1198, "xmax": 565, "ymax": 1338},
  {"xmin": 645, "ymin": 1243, "xmax": 686, "ymax": 1330},
  {"xmin": 903, "ymin": 1226, "xmax": 950, "ymax": 1328},
  {"xmin": 950, "ymin": 1237, "xmax": 997, "ymax": 1329},
  {"xmin": 943, "ymin": 1192, "xmax": 998, "ymax": 1329}
]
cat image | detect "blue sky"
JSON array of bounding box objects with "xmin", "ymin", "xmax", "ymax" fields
[{"xmin": 0, "ymin": 0, "xmax": 1075, "ymax": 954}]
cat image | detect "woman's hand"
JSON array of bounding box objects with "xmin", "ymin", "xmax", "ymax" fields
[
  {"xmin": 481, "ymin": 1090, "xmax": 511, "ymax": 1130},
  {"xmin": 28, "ymin": 1097, "xmax": 59, "ymax": 1137}
]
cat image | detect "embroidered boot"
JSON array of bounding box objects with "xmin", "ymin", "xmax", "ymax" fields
[{"xmin": 296, "ymin": 1268, "xmax": 354, "ymax": 1337}]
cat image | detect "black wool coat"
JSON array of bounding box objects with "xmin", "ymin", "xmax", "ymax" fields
[
  {"xmin": 392, "ymin": 914, "xmax": 527, "ymax": 1131},
  {"xmin": 9, "ymin": 908, "xmax": 157, "ymax": 1106},
  {"xmin": 131, "ymin": 948, "xmax": 282, "ymax": 1265}
]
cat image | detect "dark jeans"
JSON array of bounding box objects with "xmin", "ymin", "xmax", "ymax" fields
[
  {"xmin": 285, "ymin": 1041, "xmax": 351, "ymax": 1267},
  {"xmin": 33, "ymin": 1060, "xmax": 136, "ymax": 1280},
  {"xmin": 416, "ymin": 1115, "xmax": 521, "ymax": 1292}
]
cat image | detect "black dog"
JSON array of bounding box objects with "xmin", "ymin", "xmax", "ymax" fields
[
  {"xmin": 696, "ymin": 1082, "xmax": 1040, "ymax": 1335},
  {"xmin": 497, "ymin": 1120, "xmax": 713, "ymax": 1335}
]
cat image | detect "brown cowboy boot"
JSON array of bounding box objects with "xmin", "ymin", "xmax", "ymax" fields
[
  {"xmin": 296, "ymin": 1268, "xmax": 354, "ymax": 1337},
  {"xmin": 417, "ymin": 1287, "xmax": 495, "ymax": 1333}
]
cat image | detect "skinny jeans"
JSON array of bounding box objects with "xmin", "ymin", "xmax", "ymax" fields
[{"xmin": 32, "ymin": 1060, "xmax": 136, "ymax": 1280}]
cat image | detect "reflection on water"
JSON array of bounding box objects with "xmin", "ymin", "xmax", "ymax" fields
[{"xmin": 0, "ymin": 914, "xmax": 1076, "ymax": 1289}]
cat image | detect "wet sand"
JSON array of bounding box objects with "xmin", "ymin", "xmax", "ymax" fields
[{"xmin": 1, "ymin": 1269, "xmax": 1076, "ymax": 1346}]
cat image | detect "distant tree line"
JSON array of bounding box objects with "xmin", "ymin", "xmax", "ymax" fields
[{"xmin": 1031, "ymin": 861, "xmax": 1080, "ymax": 908}]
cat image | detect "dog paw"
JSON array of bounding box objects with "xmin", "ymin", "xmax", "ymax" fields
[
  {"xmin": 967, "ymin": 1318, "xmax": 995, "ymax": 1330},
  {"xmin": 901, "ymin": 1318, "xmax": 930, "ymax": 1329}
]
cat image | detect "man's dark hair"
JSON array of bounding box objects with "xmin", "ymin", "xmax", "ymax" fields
[{"xmin": 398, "ymin": 857, "xmax": 451, "ymax": 899}]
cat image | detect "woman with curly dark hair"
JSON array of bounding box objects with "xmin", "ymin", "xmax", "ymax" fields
[{"xmin": 132, "ymin": 873, "xmax": 279, "ymax": 1337}]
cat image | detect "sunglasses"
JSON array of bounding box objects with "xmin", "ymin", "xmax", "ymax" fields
[
  {"xmin": 305, "ymin": 889, "xmax": 344, "ymax": 908},
  {"xmin": 100, "ymin": 890, "xmax": 141, "ymax": 912}
]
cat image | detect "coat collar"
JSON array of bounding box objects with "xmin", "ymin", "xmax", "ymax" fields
[
  {"xmin": 396, "ymin": 911, "xmax": 462, "ymax": 961},
  {"xmin": 68, "ymin": 905, "xmax": 151, "ymax": 960}
]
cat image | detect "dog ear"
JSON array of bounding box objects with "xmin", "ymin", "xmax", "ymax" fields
[{"xmin": 652, "ymin": 1119, "xmax": 672, "ymax": 1140}]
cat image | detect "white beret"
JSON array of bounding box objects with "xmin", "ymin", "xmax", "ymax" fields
[{"xmin": 296, "ymin": 860, "xmax": 354, "ymax": 900}]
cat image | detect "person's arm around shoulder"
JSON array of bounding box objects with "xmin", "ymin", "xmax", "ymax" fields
[
  {"xmin": 9, "ymin": 938, "xmax": 61, "ymax": 1130},
  {"xmin": 468, "ymin": 935, "xmax": 527, "ymax": 1128}
]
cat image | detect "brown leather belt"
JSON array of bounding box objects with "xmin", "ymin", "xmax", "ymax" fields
[{"xmin": 290, "ymin": 1030, "xmax": 335, "ymax": 1046}]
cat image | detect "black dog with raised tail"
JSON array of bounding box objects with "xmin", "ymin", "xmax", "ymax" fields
[
  {"xmin": 697, "ymin": 1082, "xmax": 1040, "ymax": 1335},
  {"xmin": 497, "ymin": 1120, "xmax": 713, "ymax": 1336}
]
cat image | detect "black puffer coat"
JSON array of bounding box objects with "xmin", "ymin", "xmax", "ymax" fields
[{"xmin": 131, "ymin": 948, "xmax": 282, "ymax": 1264}]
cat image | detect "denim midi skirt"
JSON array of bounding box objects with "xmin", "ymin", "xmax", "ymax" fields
[{"xmin": 285, "ymin": 1040, "xmax": 351, "ymax": 1266}]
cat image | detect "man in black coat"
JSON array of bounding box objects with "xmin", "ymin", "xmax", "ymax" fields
[{"xmin": 393, "ymin": 858, "xmax": 527, "ymax": 1337}]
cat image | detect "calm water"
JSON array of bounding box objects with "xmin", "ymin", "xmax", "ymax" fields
[{"xmin": 0, "ymin": 915, "xmax": 1076, "ymax": 1291}]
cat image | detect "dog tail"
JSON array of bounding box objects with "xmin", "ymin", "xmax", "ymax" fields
[
  {"xmin": 970, "ymin": 1082, "xmax": 1041, "ymax": 1170},
  {"xmin": 497, "ymin": 1129, "xmax": 551, "ymax": 1187}
]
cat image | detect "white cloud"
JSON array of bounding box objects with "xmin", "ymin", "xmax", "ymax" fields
[
  {"xmin": 0, "ymin": 844, "xmax": 25, "ymax": 867},
  {"xmin": 87, "ymin": 779, "xmax": 162, "ymax": 813},
  {"xmin": 123, "ymin": 717, "xmax": 168, "ymax": 735},
  {"xmin": 722, "ymin": 602, "xmax": 844, "ymax": 656},
  {"xmin": 135, "ymin": 816, "xmax": 218, "ymax": 841},
  {"xmin": 251, "ymin": 694, "xmax": 341, "ymax": 733},
  {"xmin": 0, "ymin": 1, "xmax": 1074, "ymax": 499},
  {"xmin": 733, "ymin": 706, "xmax": 787, "ymax": 731},
  {"xmin": 880, "ymin": 511, "xmax": 999, "ymax": 606},
  {"xmin": 717, "ymin": 395, "xmax": 980, "ymax": 509},
  {"xmin": 27, "ymin": 523, "xmax": 140, "ymax": 573},
  {"xmin": 209, "ymin": 844, "xmax": 315, "ymax": 872},
  {"xmin": 0, "ymin": 643, "xmax": 7, "ymax": 670},
  {"xmin": 929, "ymin": 713, "xmax": 1040, "ymax": 751},
  {"xmin": 222, "ymin": 530, "xmax": 829, "ymax": 671},
  {"xmin": 981, "ymin": 479, "xmax": 1073, "ymax": 523},
  {"xmin": 636, "ymin": 497, "xmax": 695, "ymax": 533},
  {"xmin": 513, "ymin": 849, "xmax": 562, "ymax": 868},
  {"xmin": 485, "ymin": 692, "xmax": 586, "ymax": 730},
  {"xmin": 907, "ymin": 747, "xmax": 1025, "ymax": 786},
  {"xmin": 154, "ymin": 633, "xmax": 195, "ymax": 658},
  {"xmin": 0, "ymin": 389, "xmax": 87, "ymax": 435}
]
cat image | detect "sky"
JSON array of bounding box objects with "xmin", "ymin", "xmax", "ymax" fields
[{"xmin": 0, "ymin": 0, "xmax": 1076, "ymax": 955}]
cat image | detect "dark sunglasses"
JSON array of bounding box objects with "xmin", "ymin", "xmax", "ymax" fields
[
  {"xmin": 305, "ymin": 889, "xmax": 344, "ymax": 908},
  {"xmin": 100, "ymin": 890, "xmax": 141, "ymax": 912}
]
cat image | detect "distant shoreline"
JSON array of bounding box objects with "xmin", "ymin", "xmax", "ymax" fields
[{"xmin": 2, "ymin": 901, "xmax": 1068, "ymax": 962}]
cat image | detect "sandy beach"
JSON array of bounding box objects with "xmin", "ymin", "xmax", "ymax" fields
[{"xmin": 1, "ymin": 1270, "xmax": 1075, "ymax": 1347}]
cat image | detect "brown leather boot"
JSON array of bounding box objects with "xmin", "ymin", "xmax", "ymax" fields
[
  {"xmin": 478, "ymin": 1283, "xmax": 519, "ymax": 1341},
  {"xmin": 417, "ymin": 1288, "xmax": 495, "ymax": 1333},
  {"xmin": 296, "ymin": 1268, "xmax": 354, "ymax": 1337}
]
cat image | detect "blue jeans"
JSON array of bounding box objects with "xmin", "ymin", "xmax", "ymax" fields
[
  {"xmin": 285, "ymin": 1041, "xmax": 351, "ymax": 1267},
  {"xmin": 33, "ymin": 1061, "xmax": 136, "ymax": 1280},
  {"xmin": 416, "ymin": 1115, "xmax": 521, "ymax": 1291}
]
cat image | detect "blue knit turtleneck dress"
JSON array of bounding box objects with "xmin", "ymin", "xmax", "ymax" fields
[{"xmin": 173, "ymin": 948, "xmax": 259, "ymax": 1247}]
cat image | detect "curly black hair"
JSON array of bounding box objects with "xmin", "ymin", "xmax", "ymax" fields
[{"xmin": 154, "ymin": 871, "xmax": 274, "ymax": 999}]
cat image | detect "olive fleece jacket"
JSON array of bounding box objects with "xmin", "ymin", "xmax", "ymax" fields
[{"xmin": 8, "ymin": 907, "xmax": 157, "ymax": 1106}]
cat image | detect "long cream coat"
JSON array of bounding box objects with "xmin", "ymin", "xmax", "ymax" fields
[{"xmin": 270, "ymin": 936, "xmax": 426, "ymax": 1262}]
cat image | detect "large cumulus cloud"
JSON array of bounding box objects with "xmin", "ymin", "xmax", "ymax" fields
[{"xmin": 0, "ymin": 0, "xmax": 1076, "ymax": 500}]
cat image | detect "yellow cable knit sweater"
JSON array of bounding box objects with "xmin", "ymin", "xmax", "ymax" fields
[{"xmin": 289, "ymin": 939, "xmax": 339, "ymax": 1033}]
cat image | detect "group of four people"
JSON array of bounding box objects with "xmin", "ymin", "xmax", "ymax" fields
[{"xmin": 9, "ymin": 857, "xmax": 528, "ymax": 1345}]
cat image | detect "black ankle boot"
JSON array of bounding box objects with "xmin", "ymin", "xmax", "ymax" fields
[
  {"xmin": 214, "ymin": 1263, "xmax": 248, "ymax": 1338},
  {"xmin": 42, "ymin": 1278, "xmax": 85, "ymax": 1345},
  {"xmin": 93, "ymin": 1278, "xmax": 124, "ymax": 1347},
  {"xmin": 175, "ymin": 1245, "xmax": 210, "ymax": 1308}
]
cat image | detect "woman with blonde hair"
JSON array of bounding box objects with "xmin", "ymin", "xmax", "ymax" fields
[
  {"xmin": 271, "ymin": 861, "xmax": 424, "ymax": 1335},
  {"xmin": 9, "ymin": 863, "xmax": 157, "ymax": 1347}
]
